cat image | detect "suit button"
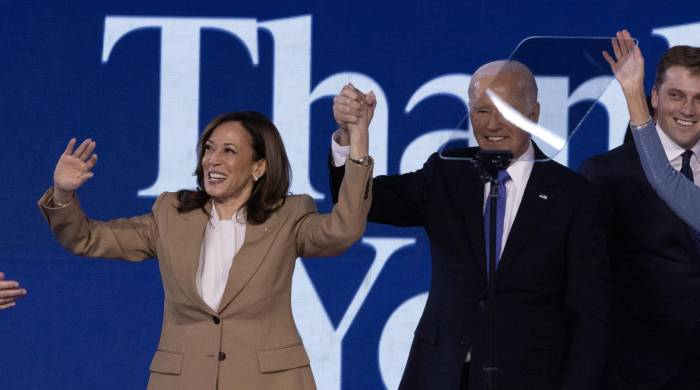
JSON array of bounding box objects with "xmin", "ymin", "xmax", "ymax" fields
[
  {"xmin": 478, "ymin": 300, "xmax": 486, "ymax": 308},
  {"xmin": 218, "ymin": 352, "xmax": 226, "ymax": 361},
  {"xmin": 212, "ymin": 316, "xmax": 220, "ymax": 324}
]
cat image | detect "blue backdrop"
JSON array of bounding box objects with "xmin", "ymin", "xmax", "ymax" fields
[{"xmin": 2, "ymin": 1, "xmax": 700, "ymax": 389}]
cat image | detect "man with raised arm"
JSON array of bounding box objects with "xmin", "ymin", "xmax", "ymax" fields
[
  {"xmin": 329, "ymin": 60, "xmax": 611, "ymax": 390},
  {"xmin": 581, "ymin": 30, "xmax": 700, "ymax": 389}
]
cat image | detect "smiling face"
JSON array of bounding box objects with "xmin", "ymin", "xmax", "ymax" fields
[
  {"xmin": 201, "ymin": 121, "xmax": 266, "ymax": 207},
  {"xmin": 652, "ymin": 65, "xmax": 700, "ymax": 149},
  {"xmin": 468, "ymin": 61, "xmax": 539, "ymax": 158}
]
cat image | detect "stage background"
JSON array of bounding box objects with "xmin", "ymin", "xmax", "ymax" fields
[{"xmin": 1, "ymin": 1, "xmax": 700, "ymax": 389}]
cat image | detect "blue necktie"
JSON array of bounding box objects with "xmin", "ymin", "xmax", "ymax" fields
[
  {"xmin": 680, "ymin": 150, "xmax": 694, "ymax": 183},
  {"xmin": 484, "ymin": 170, "xmax": 511, "ymax": 276}
]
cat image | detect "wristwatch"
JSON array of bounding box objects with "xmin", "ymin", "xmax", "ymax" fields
[{"xmin": 348, "ymin": 155, "xmax": 373, "ymax": 166}]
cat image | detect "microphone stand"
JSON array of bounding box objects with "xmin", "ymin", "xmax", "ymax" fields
[{"xmin": 473, "ymin": 149, "xmax": 513, "ymax": 390}]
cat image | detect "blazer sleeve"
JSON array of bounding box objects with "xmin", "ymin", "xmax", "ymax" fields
[
  {"xmin": 37, "ymin": 187, "xmax": 162, "ymax": 261},
  {"xmin": 328, "ymin": 151, "xmax": 436, "ymax": 227},
  {"xmin": 295, "ymin": 161, "xmax": 373, "ymax": 257},
  {"xmin": 633, "ymin": 123, "xmax": 700, "ymax": 231}
]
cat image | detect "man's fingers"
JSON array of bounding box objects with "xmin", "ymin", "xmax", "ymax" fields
[
  {"xmin": 611, "ymin": 37, "xmax": 622, "ymax": 60},
  {"xmin": 340, "ymin": 89, "xmax": 362, "ymax": 101},
  {"xmin": 602, "ymin": 50, "xmax": 616, "ymax": 68},
  {"xmin": 334, "ymin": 101, "xmax": 362, "ymax": 117},
  {"xmin": 0, "ymin": 302, "xmax": 17, "ymax": 309},
  {"xmin": 334, "ymin": 108, "xmax": 359, "ymax": 123},
  {"xmin": 633, "ymin": 45, "xmax": 644, "ymax": 61},
  {"xmin": 615, "ymin": 31, "xmax": 627, "ymax": 56},
  {"xmin": 334, "ymin": 95, "xmax": 362, "ymax": 110},
  {"xmin": 620, "ymin": 29, "xmax": 635, "ymax": 52},
  {"xmin": 365, "ymin": 91, "xmax": 377, "ymax": 107},
  {"xmin": 335, "ymin": 113, "xmax": 359, "ymax": 124},
  {"xmin": 615, "ymin": 29, "xmax": 637, "ymax": 56},
  {"xmin": 333, "ymin": 105, "xmax": 355, "ymax": 123},
  {"xmin": 341, "ymin": 84, "xmax": 364, "ymax": 101}
]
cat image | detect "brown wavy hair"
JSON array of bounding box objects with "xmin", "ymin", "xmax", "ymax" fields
[
  {"xmin": 655, "ymin": 45, "xmax": 700, "ymax": 87},
  {"xmin": 176, "ymin": 111, "xmax": 291, "ymax": 224}
]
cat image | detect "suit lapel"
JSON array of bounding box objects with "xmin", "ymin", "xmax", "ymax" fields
[
  {"xmin": 217, "ymin": 210, "xmax": 288, "ymax": 313},
  {"xmin": 496, "ymin": 160, "xmax": 556, "ymax": 280},
  {"xmin": 623, "ymin": 143, "xmax": 700, "ymax": 260},
  {"xmin": 168, "ymin": 203, "xmax": 216, "ymax": 315},
  {"xmin": 464, "ymin": 180, "xmax": 489, "ymax": 281},
  {"xmin": 446, "ymin": 157, "xmax": 489, "ymax": 281}
]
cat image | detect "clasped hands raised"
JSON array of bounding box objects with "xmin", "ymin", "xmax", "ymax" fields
[{"xmin": 333, "ymin": 83, "xmax": 377, "ymax": 157}]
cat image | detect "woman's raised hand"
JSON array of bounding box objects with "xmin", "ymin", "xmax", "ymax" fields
[{"xmin": 53, "ymin": 138, "xmax": 98, "ymax": 202}]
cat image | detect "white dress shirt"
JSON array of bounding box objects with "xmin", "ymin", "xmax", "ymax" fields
[
  {"xmin": 656, "ymin": 124, "xmax": 700, "ymax": 185},
  {"xmin": 482, "ymin": 142, "xmax": 535, "ymax": 255},
  {"xmin": 331, "ymin": 130, "xmax": 352, "ymax": 168},
  {"xmin": 196, "ymin": 202, "xmax": 247, "ymax": 312}
]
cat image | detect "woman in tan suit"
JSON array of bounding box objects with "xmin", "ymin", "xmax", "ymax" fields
[{"xmin": 38, "ymin": 100, "xmax": 375, "ymax": 389}]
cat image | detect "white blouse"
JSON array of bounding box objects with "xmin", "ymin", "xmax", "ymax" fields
[{"xmin": 196, "ymin": 203, "xmax": 246, "ymax": 311}]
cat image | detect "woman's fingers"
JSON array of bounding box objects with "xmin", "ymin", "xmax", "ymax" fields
[
  {"xmin": 0, "ymin": 288, "xmax": 26, "ymax": 299},
  {"xmin": 84, "ymin": 154, "xmax": 98, "ymax": 170},
  {"xmin": 78, "ymin": 140, "xmax": 96, "ymax": 162},
  {"xmin": 72, "ymin": 138, "xmax": 92, "ymax": 158},
  {"xmin": 54, "ymin": 138, "xmax": 98, "ymax": 193},
  {"xmin": 63, "ymin": 138, "xmax": 77, "ymax": 156},
  {"xmin": 0, "ymin": 279, "xmax": 18, "ymax": 289}
]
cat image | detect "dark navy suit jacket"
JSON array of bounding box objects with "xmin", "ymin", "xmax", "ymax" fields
[
  {"xmin": 581, "ymin": 141, "xmax": 700, "ymax": 389},
  {"xmin": 330, "ymin": 146, "xmax": 611, "ymax": 390}
]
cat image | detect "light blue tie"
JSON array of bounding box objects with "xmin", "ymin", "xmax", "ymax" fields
[{"xmin": 484, "ymin": 170, "xmax": 511, "ymax": 276}]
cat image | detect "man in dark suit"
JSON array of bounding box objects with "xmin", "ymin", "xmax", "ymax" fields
[
  {"xmin": 330, "ymin": 61, "xmax": 611, "ymax": 390},
  {"xmin": 580, "ymin": 42, "xmax": 700, "ymax": 390}
]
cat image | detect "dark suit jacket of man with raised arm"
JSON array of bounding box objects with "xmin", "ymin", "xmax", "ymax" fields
[
  {"xmin": 581, "ymin": 140, "xmax": 700, "ymax": 389},
  {"xmin": 330, "ymin": 145, "xmax": 611, "ymax": 390}
]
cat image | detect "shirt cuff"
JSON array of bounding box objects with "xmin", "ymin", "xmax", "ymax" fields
[{"xmin": 331, "ymin": 130, "xmax": 351, "ymax": 168}]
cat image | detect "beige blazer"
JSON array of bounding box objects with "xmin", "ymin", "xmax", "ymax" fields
[{"xmin": 38, "ymin": 162, "xmax": 373, "ymax": 390}]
